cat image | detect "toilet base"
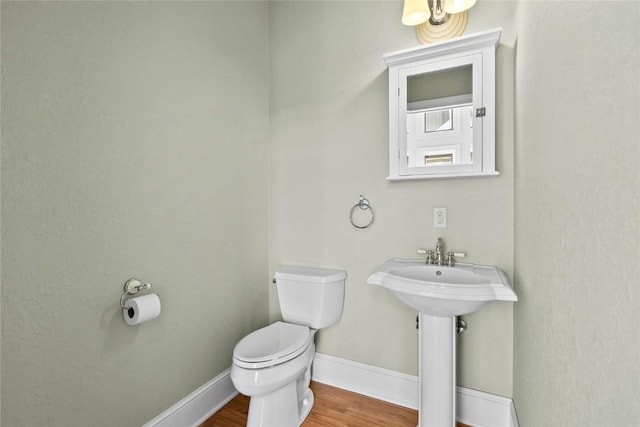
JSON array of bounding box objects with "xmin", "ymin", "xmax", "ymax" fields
[
  {"xmin": 246, "ymin": 382, "xmax": 314, "ymax": 427},
  {"xmin": 298, "ymin": 387, "xmax": 314, "ymax": 424}
]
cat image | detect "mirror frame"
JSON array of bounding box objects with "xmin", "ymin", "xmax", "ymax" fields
[{"xmin": 384, "ymin": 28, "xmax": 502, "ymax": 180}]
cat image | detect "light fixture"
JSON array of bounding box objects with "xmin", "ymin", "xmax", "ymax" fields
[
  {"xmin": 444, "ymin": 0, "xmax": 476, "ymax": 14},
  {"xmin": 402, "ymin": 0, "xmax": 430, "ymax": 26},
  {"xmin": 401, "ymin": 0, "xmax": 475, "ymax": 44}
]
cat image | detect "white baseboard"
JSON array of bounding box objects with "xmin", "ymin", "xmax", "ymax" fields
[
  {"xmin": 143, "ymin": 368, "xmax": 237, "ymax": 427},
  {"xmin": 144, "ymin": 353, "xmax": 518, "ymax": 427},
  {"xmin": 312, "ymin": 352, "xmax": 519, "ymax": 427},
  {"xmin": 312, "ymin": 352, "xmax": 420, "ymax": 409},
  {"xmin": 456, "ymin": 386, "xmax": 517, "ymax": 427}
]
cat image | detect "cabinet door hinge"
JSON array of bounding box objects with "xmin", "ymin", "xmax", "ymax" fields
[{"xmin": 475, "ymin": 107, "xmax": 486, "ymax": 117}]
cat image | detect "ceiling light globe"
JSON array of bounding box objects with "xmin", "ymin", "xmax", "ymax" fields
[{"xmin": 402, "ymin": 0, "xmax": 430, "ymax": 26}]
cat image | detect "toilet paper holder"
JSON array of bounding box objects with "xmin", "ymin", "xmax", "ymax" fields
[{"xmin": 120, "ymin": 278, "xmax": 152, "ymax": 309}]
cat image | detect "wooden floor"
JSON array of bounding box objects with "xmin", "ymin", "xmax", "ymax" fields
[{"xmin": 201, "ymin": 381, "xmax": 471, "ymax": 427}]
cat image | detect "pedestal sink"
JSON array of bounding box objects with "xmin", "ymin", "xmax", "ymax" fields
[{"xmin": 367, "ymin": 259, "xmax": 517, "ymax": 427}]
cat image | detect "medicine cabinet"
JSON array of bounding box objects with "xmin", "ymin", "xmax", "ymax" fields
[{"xmin": 383, "ymin": 28, "xmax": 501, "ymax": 180}]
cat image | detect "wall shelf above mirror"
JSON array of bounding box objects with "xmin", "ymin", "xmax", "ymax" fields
[{"xmin": 384, "ymin": 28, "xmax": 502, "ymax": 180}]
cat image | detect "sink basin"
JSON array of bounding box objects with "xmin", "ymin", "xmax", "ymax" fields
[{"xmin": 367, "ymin": 258, "xmax": 517, "ymax": 316}]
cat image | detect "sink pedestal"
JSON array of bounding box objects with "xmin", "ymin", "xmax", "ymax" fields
[{"xmin": 419, "ymin": 313, "xmax": 456, "ymax": 427}]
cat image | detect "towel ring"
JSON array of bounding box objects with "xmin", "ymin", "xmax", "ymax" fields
[{"xmin": 349, "ymin": 196, "xmax": 375, "ymax": 229}]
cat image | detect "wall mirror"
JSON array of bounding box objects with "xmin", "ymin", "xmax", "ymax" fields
[{"xmin": 384, "ymin": 28, "xmax": 501, "ymax": 180}]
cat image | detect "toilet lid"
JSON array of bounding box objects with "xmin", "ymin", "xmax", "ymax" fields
[{"xmin": 233, "ymin": 322, "xmax": 312, "ymax": 369}]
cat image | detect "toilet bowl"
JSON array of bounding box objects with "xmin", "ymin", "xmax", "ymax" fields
[
  {"xmin": 230, "ymin": 265, "xmax": 346, "ymax": 427},
  {"xmin": 231, "ymin": 322, "xmax": 316, "ymax": 426}
]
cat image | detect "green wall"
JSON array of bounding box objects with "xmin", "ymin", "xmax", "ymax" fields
[
  {"xmin": 268, "ymin": 1, "xmax": 518, "ymax": 398},
  {"xmin": 1, "ymin": 2, "xmax": 269, "ymax": 425},
  {"xmin": 513, "ymin": 1, "xmax": 640, "ymax": 425}
]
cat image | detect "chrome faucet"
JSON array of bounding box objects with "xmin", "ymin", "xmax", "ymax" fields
[
  {"xmin": 417, "ymin": 237, "xmax": 466, "ymax": 266},
  {"xmin": 435, "ymin": 238, "xmax": 444, "ymax": 266}
]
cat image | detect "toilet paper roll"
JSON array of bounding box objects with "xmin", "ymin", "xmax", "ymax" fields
[{"xmin": 123, "ymin": 293, "xmax": 161, "ymax": 326}]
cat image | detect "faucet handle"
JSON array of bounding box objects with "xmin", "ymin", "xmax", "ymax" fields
[
  {"xmin": 417, "ymin": 249, "xmax": 434, "ymax": 264},
  {"xmin": 446, "ymin": 251, "xmax": 466, "ymax": 267}
]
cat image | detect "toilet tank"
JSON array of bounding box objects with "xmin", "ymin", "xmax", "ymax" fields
[{"xmin": 274, "ymin": 265, "xmax": 346, "ymax": 329}]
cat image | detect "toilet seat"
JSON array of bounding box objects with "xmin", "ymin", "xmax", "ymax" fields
[{"xmin": 233, "ymin": 322, "xmax": 312, "ymax": 369}]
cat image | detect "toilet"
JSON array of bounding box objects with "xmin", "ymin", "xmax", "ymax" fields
[{"xmin": 230, "ymin": 265, "xmax": 346, "ymax": 427}]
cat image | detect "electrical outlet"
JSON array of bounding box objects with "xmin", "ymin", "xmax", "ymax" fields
[{"xmin": 433, "ymin": 207, "xmax": 447, "ymax": 228}]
